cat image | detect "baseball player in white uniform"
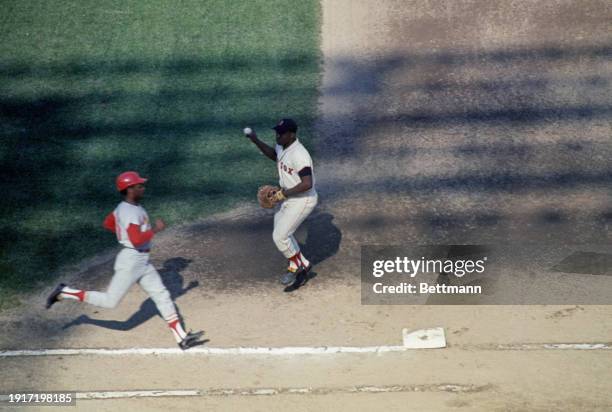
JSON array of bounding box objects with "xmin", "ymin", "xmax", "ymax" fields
[
  {"xmin": 46, "ymin": 171, "xmax": 203, "ymax": 349},
  {"xmin": 246, "ymin": 118, "xmax": 318, "ymax": 289}
]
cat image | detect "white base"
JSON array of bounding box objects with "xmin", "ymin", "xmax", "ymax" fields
[{"xmin": 402, "ymin": 327, "xmax": 447, "ymax": 349}]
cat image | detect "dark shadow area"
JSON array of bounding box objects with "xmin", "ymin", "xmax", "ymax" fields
[
  {"xmin": 316, "ymin": 44, "xmax": 611, "ymax": 161},
  {"xmin": 299, "ymin": 212, "xmax": 342, "ymax": 266},
  {"xmin": 552, "ymin": 251, "xmax": 612, "ymax": 276},
  {"xmin": 62, "ymin": 257, "xmax": 198, "ymax": 331},
  {"xmin": 0, "ymin": 55, "xmax": 318, "ymax": 79},
  {"xmin": 279, "ymin": 212, "xmax": 341, "ymax": 292},
  {"xmin": 342, "ymin": 211, "xmax": 505, "ymax": 232},
  {"xmin": 535, "ymin": 210, "xmax": 566, "ymax": 225},
  {"xmin": 325, "ymin": 169, "xmax": 612, "ymax": 197}
]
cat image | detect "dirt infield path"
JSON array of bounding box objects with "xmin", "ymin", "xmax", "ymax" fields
[
  {"xmin": 3, "ymin": 349, "xmax": 611, "ymax": 411},
  {"xmin": 2, "ymin": 1, "xmax": 612, "ymax": 410}
]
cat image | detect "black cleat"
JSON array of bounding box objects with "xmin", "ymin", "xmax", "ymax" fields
[
  {"xmin": 178, "ymin": 330, "xmax": 205, "ymax": 350},
  {"xmin": 280, "ymin": 270, "xmax": 297, "ymax": 285},
  {"xmin": 281, "ymin": 261, "xmax": 314, "ymax": 285},
  {"xmin": 283, "ymin": 264, "xmax": 312, "ymax": 293},
  {"xmin": 46, "ymin": 283, "xmax": 66, "ymax": 309}
]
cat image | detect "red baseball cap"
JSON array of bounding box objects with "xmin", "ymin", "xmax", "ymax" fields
[{"xmin": 116, "ymin": 171, "xmax": 147, "ymax": 192}]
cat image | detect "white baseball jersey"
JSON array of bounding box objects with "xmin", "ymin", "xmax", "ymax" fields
[
  {"xmin": 112, "ymin": 201, "xmax": 152, "ymax": 250},
  {"xmin": 275, "ymin": 139, "xmax": 316, "ymax": 196}
]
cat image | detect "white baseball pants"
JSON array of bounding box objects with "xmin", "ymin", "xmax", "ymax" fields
[
  {"xmin": 272, "ymin": 194, "xmax": 318, "ymax": 258},
  {"xmin": 84, "ymin": 248, "xmax": 176, "ymax": 319}
]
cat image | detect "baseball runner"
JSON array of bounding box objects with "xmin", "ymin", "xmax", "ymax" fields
[
  {"xmin": 246, "ymin": 119, "xmax": 318, "ymax": 290},
  {"xmin": 46, "ymin": 171, "xmax": 203, "ymax": 349}
]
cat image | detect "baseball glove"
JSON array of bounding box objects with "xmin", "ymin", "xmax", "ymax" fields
[{"xmin": 257, "ymin": 185, "xmax": 285, "ymax": 209}]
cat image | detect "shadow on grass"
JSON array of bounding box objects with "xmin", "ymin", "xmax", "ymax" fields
[{"xmin": 0, "ymin": 52, "xmax": 320, "ymax": 300}]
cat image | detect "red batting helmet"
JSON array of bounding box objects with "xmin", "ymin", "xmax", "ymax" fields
[{"xmin": 116, "ymin": 171, "xmax": 147, "ymax": 192}]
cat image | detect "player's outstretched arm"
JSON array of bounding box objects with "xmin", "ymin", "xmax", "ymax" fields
[{"xmin": 244, "ymin": 129, "xmax": 277, "ymax": 161}]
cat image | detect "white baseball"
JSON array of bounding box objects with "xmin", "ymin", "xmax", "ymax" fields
[{"xmin": 243, "ymin": 127, "xmax": 253, "ymax": 136}]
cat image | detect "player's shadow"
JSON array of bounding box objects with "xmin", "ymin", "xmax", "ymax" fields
[
  {"xmin": 62, "ymin": 257, "xmax": 198, "ymax": 331},
  {"xmin": 300, "ymin": 212, "xmax": 342, "ymax": 264},
  {"xmin": 293, "ymin": 211, "xmax": 342, "ymax": 285}
]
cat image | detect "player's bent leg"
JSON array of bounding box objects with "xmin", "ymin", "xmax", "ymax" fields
[
  {"xmin": 273, "ymin": 196, "xmax": 317, "ymax": 257},
  {"xmin": 81, "ymin": 249, "xmax": 141, "ymax": 309},
  {"xmin": 138, "ymin": 264, "xmax": 203, "ymax": 349},
  {"xmin": 138, "ymin": 264, "xmax": 176, "ymax": 319},
  {"xmin": 273, "ymin": 196, "xmax": 318, "ymax": 285},
  {"xmin": 272, "ymin": 226, "xmax": 298, "ymax": 258},
  {"xmin": 84, "ymin": 272, "xmax": 134, "ymax": 309},
  {"xmin": 48, "ymin": 281, "xmax": 130, "ymax": 310},
  {"xmin": 46, "ymin": 261, "xmax": 136, "ymax": 310},
  {"xmin": 272, "ymin": 202, "xmax": 293, "ymax": 256}
]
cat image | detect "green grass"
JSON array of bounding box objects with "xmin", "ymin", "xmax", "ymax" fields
[{"xmin": 0, "ymin": 0, "xmax": 321, "ymax": 308}]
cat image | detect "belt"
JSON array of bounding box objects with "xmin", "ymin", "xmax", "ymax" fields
[{"xmin": 124, "ymin": 247, "xmax": 150, "ymax": 253}]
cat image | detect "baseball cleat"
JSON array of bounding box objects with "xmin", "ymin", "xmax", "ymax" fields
[
  {"xmin": 280, "ymin": 268, "xmax": 299, "ymax": 285},
  {"xmin": 46, "ymin": 283, "xmax": 65, "ymax": 309},
  {"xmin": 178, "ymin": 330, "xmax": 205, "ymax": 350},
  {"xmin": 283, "ymin": 264, "xmax": 312, "ymax": 292},
  {"xmin": 302, "ymin": 263, "xmax": 312, "ymax": 275}
]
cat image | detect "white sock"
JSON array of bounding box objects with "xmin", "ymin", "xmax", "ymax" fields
[
  {"xmin": 60, "ymin": 286, "xmax": 85, "ymax": 301},
  {"xmin": 288, "ymin": 252, "xmax": 310, "ymax": 271},
  {"xmin": 166, "ymin": 314, "xmax": 187, "ymax": 342},
  {"xmin": 299, "ymin": 252, "xmax": 310, "ymax": 268}
]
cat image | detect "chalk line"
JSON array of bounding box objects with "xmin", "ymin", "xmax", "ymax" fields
[
  {"xmin": 0, "ymin": 345, "xmax": 413, "ymax": 358},
  {"xmin": 0, "ymin": 342, "xmax": 609, "ymax": 358},
  {"xmin": 0, "ymin": 384, "xmax": 489, "ymax": 402}
]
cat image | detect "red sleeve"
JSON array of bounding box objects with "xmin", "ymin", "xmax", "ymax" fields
[
  {"xmin": 103, "ymin": 212, "xmax": 116, "ymax": 232},
  {"xmin": 127, "ymin": 224, "xmax": 154, "ymax": 247}
]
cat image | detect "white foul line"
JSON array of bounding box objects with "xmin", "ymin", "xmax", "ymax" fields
[
  {"xmin": 0, "ymin": 345, "xmax": 412, "ymax": 358},
  {"xmin": 0, "ymin": 384, "xmax": 486, "ymax": 402},
  {"xmin": 0, "ymin": 328, "xmax": 607, "ymax": 358},
  {"xmin": 0, "ymin": 343, "xmax": 609, "ymax": 358},
  {"xmin": 0, "ymin": 328, "xmax": 446, "ymax": 357},
  {"xmin": 495, "ymin": 343, "xmax": 611, "ymax": 350},
  {"xmin": 72, "ymin": 384, "xmax": 486, "ymax": 399},
  {"xmin": 76, "ymin": 390, "xmax": 200, "ymax": 400}
]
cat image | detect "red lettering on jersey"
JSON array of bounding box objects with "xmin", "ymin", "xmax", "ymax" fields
[{"xmin": 278, "ymin": 161, "xmax": 294, "ymax": 175}]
